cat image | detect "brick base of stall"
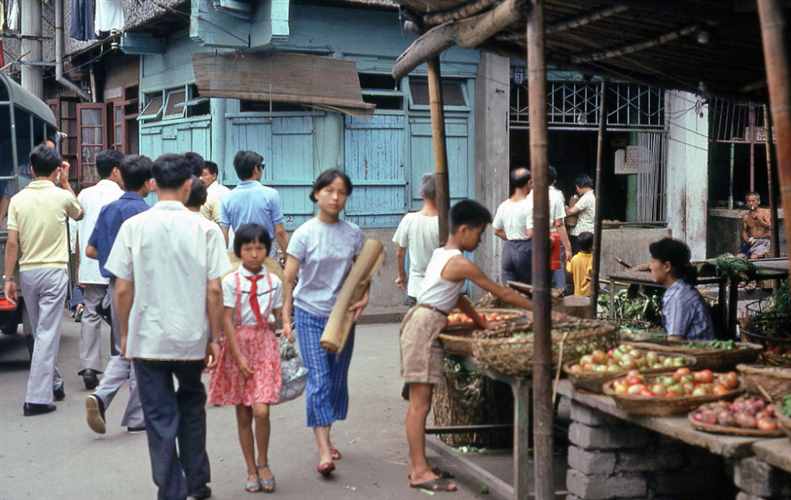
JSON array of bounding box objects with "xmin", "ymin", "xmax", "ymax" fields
[
  {"xmin": 563, "ymin": 399, "xmax": 735, "ymax": 500},
  {"xmin": 734, "ymin": 457, "xmax": 791, "ymax": 500}
]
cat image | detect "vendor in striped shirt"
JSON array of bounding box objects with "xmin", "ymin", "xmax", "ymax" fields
[{"xmin": 648, "ymin": 238, "xmax": 715, "ymax": 340}]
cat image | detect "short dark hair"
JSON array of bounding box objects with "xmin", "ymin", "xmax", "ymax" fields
[
  {"xmin": 310, "ymin": 169, "xmax": 353, "ymax": 203},
  {"xmin": 450, "ymin": 199, "xmax": 492, "ymax": 233},
  {"xmin": 95, "ymin": 149, "xmax": 124, "ymax": 179},
  {"xmin": 29, "ymin": 143, "xmax": 62, "ymax": 177},
  {"xmin": 120, "ymin": 155, "xmax": 153, "ymax": 192},
  {"xmin": 202, "ymin": 161, "xmax": 219, "ymax": 177},
  {"xmin": 184, "ymin": 152, "xmax": 205, "ymax": 177},
  {"xmin": 575, "ymin": 174, "xmax": 594, "ymax": 189},
  {"xmin": 186, "ymin": 177, "xmax": 208, "ymax": 209},
  {"xmin": 511, "ymin": 167, "xmax": 531, "ymax": 190},
  {"xmin": 420, "ymin": 174, "xmax": 436, "ymax": 201},
  {"xmin": 152, "ymin": 154, "xmax": 192, "ymax": 190},
  {"xmin": 233, "ymin": 223, "xmax": 272, "ymax": 258},
  {"xmin": 548, "ymin": 165, "xmax": 557, "ymax": 184},
  {"xmin": 649, "ymin": 237, "xmax": 697, "ymax": 284},
  {"xmin": 577, "ymin": 232, "xmax": 594, "ymax": 252},
  {"xmin": 233, "ymin": 151, "xmax": 264, "ymax": 180}
]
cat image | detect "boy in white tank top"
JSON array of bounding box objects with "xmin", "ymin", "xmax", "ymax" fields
[{"xmin": 401, "ymin": 200, "xmax": 557, "ymax": 493}]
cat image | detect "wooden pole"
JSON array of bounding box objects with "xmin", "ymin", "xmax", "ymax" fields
[
  {"xmin": 427, "ymin": 57, "xmax": 451, "ymax": 244},
  {"xmin": 757, "ymin": 0, "xmax": 791, "ymax": 264},
  {"xmin": 527, "ymin": 2, "xmax": 554, "ymax": 499},
  {"xmin": 591, "ymin": 80, "xmax": 607, "ymax": 316},
  {"xmin": 764, "ymin": 104, "xmax": 781, "ymax": 258}
]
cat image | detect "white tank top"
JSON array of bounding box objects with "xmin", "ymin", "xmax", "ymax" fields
[{"xmin": 417, "ymin": 248, "xmax": 465, "ymax": 313}]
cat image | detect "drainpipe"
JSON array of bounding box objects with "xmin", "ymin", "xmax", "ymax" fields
[{"xmin": 55, "ymin": 0, "xmax": 91, "ymax": 101}]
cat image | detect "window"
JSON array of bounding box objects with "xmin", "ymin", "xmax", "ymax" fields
[
  {"xmin": 77, "ymin": 103, "xmax": 108, "ymax": 186},
  {"xmin": 185, "ymin": 84, "xmax": 210, "ymax": 117},
  {"xmin": 164, "ymin": 88, "xmax": 187, "ymax": 118},
  {"xmin": 408, "ymin": 77, "xmax": 467, "ymax": 109},
  {"xmin": 360, "ymin": 73, "xmax": 403, "ymax": 112},
  {"xmin": 139, "ymin": 92, "xmax": 163, "ymax": 121},
  {"xmin": 112, "ymin": 104, "xmax": 124, "ymax": 152},
  {"xmin": 239, "ymin": 100, "xmax": 308, "ymax": 112}
]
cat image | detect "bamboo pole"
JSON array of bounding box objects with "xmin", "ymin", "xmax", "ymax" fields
[
  {"xmin": 527, "ymin": 1, "xmax": 554, "ymax": 499},
  {"xmin": 591, "ymin": 80, "xmax": 607, "ymax": 317},
  {"xmin": 571, "ymin": 24, "xmax": 700, "ymax": 64},
  {"xmin": 764, "ymin": 105, "xmax": 781, "ymax": 258},
  {"xmin": 427, "ymin": 57, "xmax": 451, "ymax": 244},
  {"xmin": 757, "ymin": 0, "xmax": 791, "ymax": 264}
]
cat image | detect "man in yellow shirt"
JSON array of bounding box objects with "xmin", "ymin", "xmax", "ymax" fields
[
  {"xmin": 4, "ymin": 143, "xmax": 83, "ymax": 416},
  {"xmin": 566, "ymin": 232, "xmax": 593, "ymax": 297}
]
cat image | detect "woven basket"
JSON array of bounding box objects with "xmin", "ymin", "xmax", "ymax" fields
[
  {"xmin": 688, "ymin": 413, "xmax": 786, "ymax": 437},
  {"xmin": 624, "ymin": 341, "xmax": 763, "ymax": 371},
  {"xmin": 778, "ymin": 413, "xmax": 791, "ymax": 441},
  {"xmin": 562, "ymin": 352, "xmax": 697, "ymax": 394},
  {"xmin": 602, "ymin": 378, "xmax": 743, "ymax": 417},
  {"xmin": 737, "ymin": 365, "xmax": 791, "ymax": 402},
  {"xmin": 438, "ymin": 332, "xmax": 476, "ymax": 357},
  {"xmin": 471, "ymin": 319, "xmax": 618, "ymax": 378},
  {"xmin": 442, "ymin": 308, "xmax": 528, "ymax": 334}
]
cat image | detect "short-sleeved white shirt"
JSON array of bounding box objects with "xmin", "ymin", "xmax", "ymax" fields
[
  {"xmin": 287, "ymin": 217, "xmax": 363, "ymax": 317},
  {"xmin": 105, "ymin": 201, "xmax": 230, "ymax": 360},
  {"xmin": 492, "ymin": 198, "xmax": 530, "ymax": 241},
  {"xmin": 77, "ymin": 179, "xmax": 123, "ymax": 284},
  {"xmin": 570, "ymin": 190, "xmax": 596, "ymax": 236},
  {"xmin": 392, "ymin": 211, "xmax": 439, "ymax": 298},
  {"xmin": 222, "ymin": 266, "xmax": 283, "ymax": 325},
  {"xmin": 524, "ymin": 188, "xmax": 565, "ymax": 231}
]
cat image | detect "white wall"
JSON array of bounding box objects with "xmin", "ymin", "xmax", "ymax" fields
[{"xmin": 666, "ymin": 91, "xmax": 709, "ymax": 260}]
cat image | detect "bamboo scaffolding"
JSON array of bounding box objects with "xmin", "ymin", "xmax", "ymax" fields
[
  {"xmin": 571, "ymin": 24, "xmax": 701, "ymax": 64},
  {"xmin": 591, "ymin": 80, "xmax": 607, "ymax": 317}
]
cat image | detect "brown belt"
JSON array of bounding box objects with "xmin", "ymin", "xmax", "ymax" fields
[{"xmin": 416, "ymin": 303, "xmax": 449, "ymax": 317}]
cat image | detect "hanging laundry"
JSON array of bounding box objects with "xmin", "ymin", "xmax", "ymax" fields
[
  {"xmin": 95, "ymin": 0, "xmax": 124, "ymax": 36},
  {"xmin": 70, "ymin": 0, "xmax": 96, "ymax": 41},
  {"xmin": 0, "ymin": 0, "xmax": 6, "ymax": 32},
  {"xmin": 7, "ymin": 0, "xmax": 18, "ymax": 31},
  {"xmin": 0, "ymin": 41, "xmax": 5, "ymax": 69}
]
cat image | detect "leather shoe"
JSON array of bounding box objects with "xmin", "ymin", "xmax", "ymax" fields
[
  {"xmin": 53, "ymin": 385, "xmax": 65, "ymax": 401},
  {"xmin": 82, "ymin": 370, "xmax": 99, "ymax": 390},
  {"xmin": 23, "ymin": 403, "xmax": 56, "ymax": 416},
  {"xmin": 187, "ymin": 486, "xmax": 211, "ymax": 500},
  {"xmin": 86, "ymin": 395, "xmax": 106, "ymax": 434}
]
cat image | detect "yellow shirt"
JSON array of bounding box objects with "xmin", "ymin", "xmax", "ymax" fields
[
  {"xmin": 8, "ymin": 180, "xmax": 82, "ymax": 271},
  {"xmin": 566, "ymin": 251, "xmax": 593, "ymax": 297}
]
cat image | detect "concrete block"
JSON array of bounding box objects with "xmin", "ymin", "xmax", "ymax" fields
[
  {"xmin": 568, "ymin": 422, "xmax": 651, "ymax": 450},
  {"xmin": 616, "ymin": 449, "xmax": 684, "ymax": 472},
  {"xmin": 558, "ymin": 396, "xmax": 572, "ymax": 423},
  {"xmin": 735, "ymin": 457, "xmax": 791, "ymax": 498},
  {"xmin": 566, "ymin": 469, "xmax": 647, "ymax": 500},
  {"xmin": 568, "ymin": 446, "xmax": 616, "ymax": 476},
  {"xmin": 570, "ymin": 401, "xmax": 618, "ymax": 427}
]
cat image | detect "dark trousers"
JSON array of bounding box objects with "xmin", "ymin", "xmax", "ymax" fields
[
  {"xmin": 502, "ymin": 239, "xmax": 533, "ymax": 284},
  {"xmin": 133, "ymin": 360, "xmax": 210, "ymax": 500}
]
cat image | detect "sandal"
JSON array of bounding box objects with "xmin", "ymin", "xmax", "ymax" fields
[
  {"xmin": 257, "ymin": 464, "xmax": 276, "ymax": 493},
  {"xmin": 330, "ymin": 447, "xmax": 342, "ymax": 461},
  {"xmin": 410, "ymin": 477, "xmax": 458, "ymax": 492},
  {"xmin": 244, "ymin": 475, "xmax": 261, "ymax": 493},
  {"xmin": 409, "ymin": 467, "xmax": 454, "ymax": 480},
  {"xmin": 317, "ymin": 461, "xmax": 335, "ymax": 478}
]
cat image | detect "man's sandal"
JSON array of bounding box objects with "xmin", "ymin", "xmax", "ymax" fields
[
  {"xmin": 257, "ymin": 464, "xmax": 276, "ymax": 493},
  {"xmin": 410, "ymin": 477, "xmax": 458, "ymax": 492}
]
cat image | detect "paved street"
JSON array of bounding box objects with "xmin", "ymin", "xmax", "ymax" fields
[{"xmin": 0, "ymin": 317, "xmax": 485, "ymax": 500}]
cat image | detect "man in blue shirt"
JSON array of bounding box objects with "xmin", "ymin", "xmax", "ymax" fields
[
  {"xmin": 219, "ymin": 151, "xmax": 289, "ymax": 258},
  {"xmin": 83, "ymin": 154, "xmax": 153, "ymax": 435}
]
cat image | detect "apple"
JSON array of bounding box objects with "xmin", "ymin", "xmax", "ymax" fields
[
  {"xmin": 692, "ymin": 386, "xmax": 709, "ymax": 397},
  {"xmin": 591, "ymin": 350, "xmax": 608, "ymax": 364},
  {"xmin": 627, "ymin": 384, "xmax": 645, "ymax": 396}
]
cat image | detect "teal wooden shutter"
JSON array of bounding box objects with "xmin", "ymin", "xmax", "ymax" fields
[
  {"xmin": 140, "ymin": 118, "xmax": 211, "ymax": 160},
  {"xmin": 344, "ymin": 115, "xmax": 407, "ymax": 228}
]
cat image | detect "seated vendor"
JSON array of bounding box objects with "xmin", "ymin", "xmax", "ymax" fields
[
  {"xmin": 740, "ymin": 192, "xmax": 772, "ymax": 259},
  {"xmin": 648, "ymin": 238, "xmax": 714, "ymax": 340}
]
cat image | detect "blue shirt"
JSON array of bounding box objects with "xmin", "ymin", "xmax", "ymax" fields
[
  {"xmin": 662, "ymin": 280, "xmax": 715, "ymax": 340},
  {"xmin": 88, "ymin": 192, "xmax": 150, "ymax": 278},
  {"xmin": 219, "ymin": 180, "xmax": 284, "ymax": 254}
]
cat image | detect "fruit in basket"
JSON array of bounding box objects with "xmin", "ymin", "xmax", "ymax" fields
[
  {"xmin": 691, "ymin": 395, "xmax": 778, "ymax": 430},
  {"xmin": 569, "ymin": 345, "xmax": 689, "ymax": 376},
  {"xmin": 446, "ymin": 311, "xmax": 513, "ymax": 327},
  {"xmin": 613, "ymin": 368, "xmax": 740, "ymax": 399}
]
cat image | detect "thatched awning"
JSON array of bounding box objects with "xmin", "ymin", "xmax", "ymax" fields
[
  {"xmin": 393, "ymin": 0, "xmax": 783, "ymax": 100},
  {"xmin": 193, "ymin": 52, "xmax": 375, "ymax": 115}
]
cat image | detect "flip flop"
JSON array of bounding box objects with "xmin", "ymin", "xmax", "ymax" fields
[
  {"xmin": 258, "ymin": 465, "xmax": 276, "ymax": 493},
  {"xmin": 409, "ymin": 477, "xmax": 458, "ymax": 492},
  {"xmin": 330, "ymin": 447, "xmax": 342, "ymax": 461}
]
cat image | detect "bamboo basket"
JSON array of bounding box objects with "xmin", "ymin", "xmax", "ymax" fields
[
  {"xmin": 623, "ymin": 340, "xmax": 763, "ymax": 371},
  {"xmin": 439, "ymin": 314, "xmax": 533, "ymax": 356},
  {"xmin": 737, "ymin": 365, "xmax": 791, "ymax": 402},
  {"xmin": 777, "ymin": 413, "xmax": 791, "ymax": 441},
  {"xmin": 471, "ymin": 319, "xmax": 618, "ymax": 378},
  {"xmin": 562, "ymin": 352, "xmax": 697, "ymax": 394},
  {"xmin": 602, "ymin": 377, "xmax": 743, "ymax": 417},
  {"xmin": 687, "ymin": 414, "xmax": 786, "ymax": 437}
]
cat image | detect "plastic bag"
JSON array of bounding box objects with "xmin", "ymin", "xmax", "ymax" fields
[{"xmin": 277, "ymin": 335, "xmax": 308, "ymax": 404}]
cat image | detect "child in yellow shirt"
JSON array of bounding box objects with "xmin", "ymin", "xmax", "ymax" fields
[{"xmin": 567, "ymin": 232, "xmax": 593, "ymax": 296}]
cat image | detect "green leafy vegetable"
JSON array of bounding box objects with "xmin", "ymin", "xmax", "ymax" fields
[{"xmin": 782, "ymin": 395, "xmax": 791, "ymax": 418}]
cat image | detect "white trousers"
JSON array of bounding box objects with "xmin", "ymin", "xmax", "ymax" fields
[
  {"xmin": 79, "ymin": 284, "xmax": 108, "ymax": 373},
  {"xmin": 21, "ymin": 268, "xmax": 68, "ymax": 405}
]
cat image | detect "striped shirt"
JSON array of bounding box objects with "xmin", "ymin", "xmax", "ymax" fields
[{"xmin": 661, "ymin": 280, "xmax": 714, "ymax": 340}]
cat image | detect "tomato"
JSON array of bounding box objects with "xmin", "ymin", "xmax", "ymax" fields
[{"xmin": 694, "ymin": 369, "xmax": 714, "ymax": 384}]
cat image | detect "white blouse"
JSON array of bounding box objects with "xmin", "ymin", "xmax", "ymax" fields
[{"xmin": 222, "ymin": 266, "xmax": 283, "ymax": 325}]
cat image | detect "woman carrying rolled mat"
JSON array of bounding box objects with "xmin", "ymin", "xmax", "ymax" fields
[{"xmin": 282, "ymin": 169, "xmax": 367, "ymax": 478}]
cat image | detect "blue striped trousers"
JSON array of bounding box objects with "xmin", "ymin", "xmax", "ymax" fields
[{"xmin": 295, "ymin": 307, "xmax": 356, "ymax": 428}]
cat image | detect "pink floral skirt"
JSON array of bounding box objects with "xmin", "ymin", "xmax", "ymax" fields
[{"xmin": 208, "ymin": 325, "xmax": 282, "ymax": 406}]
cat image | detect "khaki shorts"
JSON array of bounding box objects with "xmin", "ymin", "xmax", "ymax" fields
[{"xmin": 400, "ymin": 306, "xmax": 448, "ymax": 385}]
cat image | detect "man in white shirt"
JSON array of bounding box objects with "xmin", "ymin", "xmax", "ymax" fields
[
  {"xmin": 393, "ymin": 174, "xmax": 440, "ymax": 305},
  {"xmin": 567, "ymin": 174, "xmax": 596, "ymax": 255},
  {"xmin": 493, "ymin": 167, "xmax": 533, "ymax": 284},
  {"xmin": 198, "ymin": 161, "xmax": 231, "ymax": 224},
  {"xmin": 106, "ymin": 153, "xmax": 228, "ymax": 500},
  {"xmin": 75, "ymin": 149, "xmax": 123, "ymax": 390}
]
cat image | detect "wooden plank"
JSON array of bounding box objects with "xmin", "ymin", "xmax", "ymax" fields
[
  {"xmin": 556, "ymin": 381, "xmax": 760, "ymax": 458},
  {"xmin": 513, "ymin": 378, "xmax": 531, "ymax": 500},
  {"xmin": 752, "ymin": 439, "xmax": 791, "ymax": 474}
]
